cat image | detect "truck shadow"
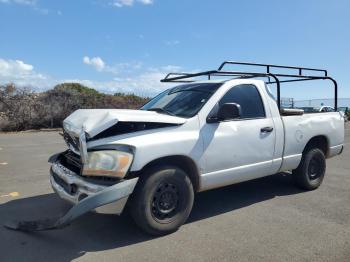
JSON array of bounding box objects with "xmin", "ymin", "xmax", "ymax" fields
[{"xmin": 0, "ymin": 172, "xmax": 302, "ymax": 262}]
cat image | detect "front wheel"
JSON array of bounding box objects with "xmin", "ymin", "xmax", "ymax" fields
[
  {"xmin": 129, "ymin": 165, "xmax": 194, "ymax": 236},
  {"xmin": 292, "ymin": 148, "xmax": 326, "ymax": 190}
]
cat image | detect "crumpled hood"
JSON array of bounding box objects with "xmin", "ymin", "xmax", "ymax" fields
[{"xmin": 63, "ymin": 109, "xmax": 186, "ymax": 138}]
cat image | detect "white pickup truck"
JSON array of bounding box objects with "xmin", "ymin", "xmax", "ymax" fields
[{"xmin": 6, "ymin": 62, "xmax": 344, "ymax": 235}]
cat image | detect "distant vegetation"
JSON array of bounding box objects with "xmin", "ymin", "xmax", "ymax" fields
[{"xmin": 0, "ymin": 83, "xmax": 149, "ymax": 131}]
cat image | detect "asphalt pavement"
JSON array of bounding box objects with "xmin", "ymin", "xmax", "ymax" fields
[{"xmin": 0, "ymin": 126, "xmax": 349, "ymax": 262}]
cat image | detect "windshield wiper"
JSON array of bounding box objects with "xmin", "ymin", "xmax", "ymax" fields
[{"xmin": 147, "ymin": 108, "xmax": 176, "ymax": 116}]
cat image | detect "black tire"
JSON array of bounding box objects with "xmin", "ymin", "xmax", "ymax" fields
[
  {"xmin": 129, "ymin": 165, "xmax": 194, "ymax": 236},
  {"xmin": 292, "ymin": 148, "xmax": 326, "ymax": 190}
]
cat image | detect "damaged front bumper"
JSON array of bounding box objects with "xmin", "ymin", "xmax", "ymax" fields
[
  {"xmin": 5, "ymin": 160, "xmax": 138, "ymax": 232},
  {"xmin": 5, "ymin": 124, "xmax": 139, "ymax": 232},
  {"xmin": 50, "ymin": 162, "xmax": 137, "ymax": 214}
]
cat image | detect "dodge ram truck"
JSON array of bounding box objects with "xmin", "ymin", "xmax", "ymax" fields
[{"xmin": 6, "ymin": 61, "xmax": 344, "ymax": 235}]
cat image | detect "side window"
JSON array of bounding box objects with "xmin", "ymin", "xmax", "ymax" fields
[{"xmin": 219, "ymin": 84, "xmax": 265, "ymax": 119}]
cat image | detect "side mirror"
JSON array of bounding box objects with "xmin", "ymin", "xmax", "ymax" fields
[
  {"xmin": 206, "ymin": 103, "xmax": 242, "ymax": 123},
  {"xmin": 217, "ymin": 103, "xmax": 241, "ymax": 121}
]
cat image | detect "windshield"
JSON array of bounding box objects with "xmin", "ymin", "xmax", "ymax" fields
[{"xmin": 141, "ymin": 83, "xmax": 222, "ymax": 118}]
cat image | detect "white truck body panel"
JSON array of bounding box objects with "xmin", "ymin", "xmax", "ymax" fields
[
  {"xmin": 63, "ymin": 79, "xmax": 345, "ymax": 192},
  {"xmin": 87, "ymin": 117, "xmax": 203, "ymax": 172},
  {"xmin": 64, "ymin": 109, "xmax": 186, "ymax": 138},
  {"xmin": 280, "ymin": 113, "xmax": 344, "ymax": 170}
]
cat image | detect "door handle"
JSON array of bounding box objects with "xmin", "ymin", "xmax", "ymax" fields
[{"xmin": 261, "ymin": 126, "xmax": 274, "ymax": 133}]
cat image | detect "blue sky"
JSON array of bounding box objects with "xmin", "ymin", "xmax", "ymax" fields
[{"xmin": 0, "ymin": 0, "xmax": 349, "ymax": 100}]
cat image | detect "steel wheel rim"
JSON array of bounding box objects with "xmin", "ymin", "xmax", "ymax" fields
[
  {"xmin": 308, "ymin": 157, "xmax": 322, "ymax": 180},
  {"xmin": 151, "ymin": 182, "xmax": 180, "ymax": 222}
]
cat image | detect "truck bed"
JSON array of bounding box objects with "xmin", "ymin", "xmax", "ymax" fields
[{"xmin": 279, "ymin": 112, "xmax": 344, "ymax": 171}]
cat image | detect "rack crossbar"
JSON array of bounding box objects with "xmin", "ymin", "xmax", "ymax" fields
[
  {"xmin": 160, "ymin": 61, "xmax": 338, "ymax": 110},
  {"xmin": 218, "ymin": 61, "xmax": 328, "ymax": 77}
]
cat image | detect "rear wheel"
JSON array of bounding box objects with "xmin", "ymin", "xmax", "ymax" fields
[
  {"xmin": 292, "ymin": 148, "xmax": 326, "ymax": 190},
  {"xmin": 129, "ymin": 165, "xmax": 194, "ymax": 236}
]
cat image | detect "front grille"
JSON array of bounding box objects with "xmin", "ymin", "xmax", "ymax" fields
[
  {"xmin": 64, "ymin": 150, "xmax": 81, "ymax": 169},
  {"xmin": 63, "ymin": 130, "xmax": 80, "ymax": 152},
  {"xmin": 60, "ymin": 150, "xmax": 82, "ymax": 174},
  {"xmin": 58, "ymin": 150, "xmax": 120, "ymax": 185}
]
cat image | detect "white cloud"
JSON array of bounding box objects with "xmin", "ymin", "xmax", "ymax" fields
[
  {"xmin": 0, "ymin": 59, "xmax": 58, "ymax": 91},
  {"xmin": 0, "ymin": 59, "xmax": 50, "ymax": 88},
  {"xmin": 110, "ymin": 0, "xmax": 153, "ymax": 8},
  {"xmin": 1, "ymin": 0, "xmax": 51, "ymax": 15},
  {"xmin": 71, "ymin": 63, "xmax": 182, "ymax": 96},
  {"xmin": 0, "ymin": 57, "xmax": 181, "ymax": 96},
  {"xmin": 83, "ymin": 56, "xmax": 143, "ymax": 74},
  {"xmin": 83, "ymin": 56, "xmax": 106, "ymax": 71},
  {"xmin": 0, "ymin": 59, "xmax": 33, "ymax": 72},
  {"xmin": 65, "ymin": 74, "xmax": 168, "ymax": 97},
  {"xmin": 58, "ymin": 65, "xmax": 177, "ymax": 96},
  {"xmin": 81, "ymin": 56, "xmax": 177, "ymax": 95},
  {"xmin": 138, "ymin": 0, "xmax": 153, "ymax": 5},
  {"xmin": 0, "ymin": 0, "xmax": 36, "ymax": 5},
  {"xmin": 111, "ymin": 0, "xmax": 134, "ymax": 7}
]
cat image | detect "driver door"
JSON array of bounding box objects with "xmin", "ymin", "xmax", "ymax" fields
[{"xmin": 200, "ymin": 84, "xmax": 276, "ymax": 190}]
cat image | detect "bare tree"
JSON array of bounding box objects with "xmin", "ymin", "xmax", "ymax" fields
[{"xmin": 0, "ymin": 83, "xmax": 149, "ymax": 131}]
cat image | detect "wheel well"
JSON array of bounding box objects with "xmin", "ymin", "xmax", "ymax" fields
[
  {"xmin": 303, "ymin": 135, "xmax": 328, "ymax": 156},
  {"xmin": 137, "ymin": 155, "xmax": 200, "ymax": 192}
]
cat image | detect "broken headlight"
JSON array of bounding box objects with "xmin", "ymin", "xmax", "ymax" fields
[{"xmin": 82, "ymin": 150, "xmax": 133, "ymax": 178}]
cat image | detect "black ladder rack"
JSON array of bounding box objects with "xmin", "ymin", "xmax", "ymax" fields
[{"xmin": 160, "ymin": 61, "xmax": 338, "ymax": 111}]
